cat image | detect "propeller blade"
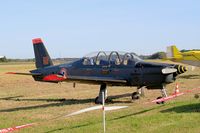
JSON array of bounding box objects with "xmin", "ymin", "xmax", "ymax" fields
[{"xmin": 162, "ymin": 68, "xmax": 177, "ymax": 74}]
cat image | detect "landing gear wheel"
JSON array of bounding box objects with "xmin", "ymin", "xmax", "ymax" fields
[
  {"xmin": 95, "ymin": 96, "xmax": 102, "ymax": 104},
  {"xmin": 156, "ymin": 96, "xmax": 165, "ymax": 104},
  {"xmin": 132, "ymin": 92, "xmax": 140, "ymax": 100},
  {"xmin": 95, "ymin": 96, "xmax": 112, "ymax": 104}
]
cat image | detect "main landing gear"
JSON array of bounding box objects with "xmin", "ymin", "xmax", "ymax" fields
[
  {"xmin": 132, "ymin": 86, "xmax": 145, "ymax": 100},
  {"xmin": 95, "ymin": 85, "xmax": 168, "ymax": 104},
  {"xmin": 95, "ymin": 84, "xmax": 112, "ymax": 104},
  {"xmin": 95, "ymin": 84, "xmax": 107, "ymax": 104}
]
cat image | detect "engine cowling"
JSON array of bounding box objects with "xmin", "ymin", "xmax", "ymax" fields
[{"xmin": 164, "ymin": 65, "xmax": 187, "ymax": 83}]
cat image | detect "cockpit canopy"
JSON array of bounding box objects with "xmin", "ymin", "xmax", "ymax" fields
[{"xmin": 82, "ymin": 51, "xmax": 142, "ymax": 66}]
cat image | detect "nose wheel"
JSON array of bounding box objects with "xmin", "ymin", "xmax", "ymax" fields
[
  {"xmin": 156, "ymin": 96, "xmax": 165, "ymax": 104},
  {"xmin": 156, "ymin": 85, "xmax": 168, "ymax": 104}
]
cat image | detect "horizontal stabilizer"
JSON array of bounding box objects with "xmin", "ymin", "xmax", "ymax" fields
[{"xmin": 6, "ymin": 72, "xmax": 41, "ymax": 76}]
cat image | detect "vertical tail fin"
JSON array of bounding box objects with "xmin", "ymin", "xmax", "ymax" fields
[
  {"xmin": 166, "ymin": 45, "xmax": 183, "ymax": 59},
  {"xmin": 32, "ymin": 38, "xmax": 53, "ymax": 69}
]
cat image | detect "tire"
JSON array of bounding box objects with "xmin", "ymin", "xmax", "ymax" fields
[
  {"xmin": 95, "ymin": 96, "xmax": 102, "ymax": 104},
  {"xmin": 132, "ymin": 92, "xmax": 140, "ymax": 100},
  {"xmin": 156, "ymin": 96, "xmax": 165, "ymax": 104}
]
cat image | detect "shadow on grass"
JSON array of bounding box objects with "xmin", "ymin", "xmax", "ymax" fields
[
  {"xmin": 161, "ymin": 103, "xmax": 200, "ymax": 113},
  {"xmin": 0, "ymin": 95, "xmax": 23, "ymax": 100},
  {"xmin": 0, "ymin": 98, "xmax": 94, "ymax": 112},
  {"xmin": 45, "ymin": 128, "xmax": 64, "ymax": 133},
  {"xmin": 109, "ymin": 105, "xmax": 164, "ymax": 121},
  {"xmin": 107, "ymin": 93, "xmax": 133, "ymax": 104},
  {"xmin": 1, "ymin": 97, "xmax": 71, "ymax": 102},
  {"xmin": 0, "ymin": 93, "xmax": 132, "ymax": 103},
  {"xmin": 109, "ymin": 93, "xmax": 132, "ymax": 99},
  {"xmin": 0, "ymin": 93, "xmax": 133, "ymax": 112},
  {"xmin": 45, "ymin": 105, "xmax": 164, "ymax": 133},
  {"xmin": 178, "ymin": 74, "xmax": 200, "ymax": 79},
  {"xmin": 45, "ymin": 123, "xmax": 92, "ymax": 133}
]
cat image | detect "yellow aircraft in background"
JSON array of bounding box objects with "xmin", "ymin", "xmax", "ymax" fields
[{"xmin": 166, "ymin": 45, "xmax": 200, "ymax": 67}]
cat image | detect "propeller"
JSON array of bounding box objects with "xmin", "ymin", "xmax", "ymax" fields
[{"xmin": 174, "ymin": 65, "xmax": 187, "ymax": 74}]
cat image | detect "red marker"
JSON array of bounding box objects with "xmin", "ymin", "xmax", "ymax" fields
[
  {"xmin": 151, "ymin": 92, "xmax": 184, "ymax": 103},
  {"xmin": 0, "ymin": 123, "xmax": 35, "ymax": 133}
]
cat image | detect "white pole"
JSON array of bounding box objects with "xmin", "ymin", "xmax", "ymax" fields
[{"xmin": 102, "ymin": 92, "xmax": 106, "ymax": 133}]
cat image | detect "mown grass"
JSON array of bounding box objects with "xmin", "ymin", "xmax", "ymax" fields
[{"xmin": 0, "ymin": 62, "xmax": 200, "ymax": 133}]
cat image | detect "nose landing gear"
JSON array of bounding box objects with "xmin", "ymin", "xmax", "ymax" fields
[{"xmin": 156, "ymin": 86, "xmax": 168, "ymax": 104}]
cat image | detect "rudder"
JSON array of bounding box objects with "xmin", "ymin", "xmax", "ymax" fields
[
  {"xmin": 166, "ymin": 45, "xmax": 183, "ymax": 59},
  {"xmin": 32, "ymin": 38, "xmax": 53, "ymax": 68}
]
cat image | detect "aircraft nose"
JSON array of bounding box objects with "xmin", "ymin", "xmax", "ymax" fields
[{"xmin": 174, "ymin": 65, "xmax": 187, "ymax": 74}]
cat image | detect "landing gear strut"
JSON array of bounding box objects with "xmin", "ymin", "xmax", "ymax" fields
[
  {"xmin": 156, "ymin": 85, "xmax": 168, "ymax": 104},
  {"xmin": 132, "ymin": 86, "xmax": 145, "ymax": 100},
  {"xmin": 95, "ymin": 84, "xmax": 108, "ymax": 104}
]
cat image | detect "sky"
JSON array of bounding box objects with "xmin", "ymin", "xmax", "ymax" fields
[{"xmin": 0, "ymin": 0, "xmax": 199, "ymax": 58}]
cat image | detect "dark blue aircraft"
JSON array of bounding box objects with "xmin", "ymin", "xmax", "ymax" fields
[{"xmin": 8, "ymin": 38, "xmax": 187, "ymax": 104}]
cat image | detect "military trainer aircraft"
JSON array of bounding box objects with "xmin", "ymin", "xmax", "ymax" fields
[{"xmin": 7, "ymin": 38, "xmax": 187, "ymax": 104}]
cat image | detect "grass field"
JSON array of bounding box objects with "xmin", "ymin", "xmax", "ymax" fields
[{"xmin": 0, "ymin": 61, "xmax": 200, "ymax": 133}]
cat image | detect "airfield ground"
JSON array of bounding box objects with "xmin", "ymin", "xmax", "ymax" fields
[{"xmin": 0, "ymin": 61, "xmax": 200, "ymax": 133}]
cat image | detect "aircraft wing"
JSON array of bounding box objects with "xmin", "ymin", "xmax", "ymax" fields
[
  {"xmin": 6, "ymin": 72, "xmax": 127, "ymax": 84},
  {"xmin": 68, "ymin": 76, "xmax": 127, "ymax": 84}
]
